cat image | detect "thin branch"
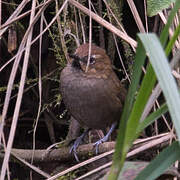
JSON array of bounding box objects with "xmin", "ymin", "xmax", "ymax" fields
[
  {"xmin": 0, "ymin": 0, "xmax": 37, "ymax": 179},
  {"xmin": 69, "ymin": 0, "xmax": 137, "ymax": 48},
  {"xmin": 75, "ymin": 133, "xmax": 174, "ymax": 180},
  {"xmin": 47, "ymin": 133, "xmax": 173, "ymax": 180},
  {"xmin": 31, "ymin": 10, "xmax": 44, "ymax": 166},
  {"xmin": 126, "ymin": 0, "xmax": 145, "ymax": 33},
  {"xmin": 85, "ymin": 0, "xmax": 92, "ymax": 72},
  {"xmin": 0, "ymin": 0, "xmax": 30, "ymax": 36}
]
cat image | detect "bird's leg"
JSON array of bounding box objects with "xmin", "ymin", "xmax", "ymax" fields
[
  {"xmin": 70, "ymin": 128, "xmax": 90, "ymax": 161},
  {"xmin": 94, "ymin": 122, "xmax": 117, "ymax": 154},
  {"xmin": 65, "ymin": 117, "xmax": 81, "ymax": 146}
]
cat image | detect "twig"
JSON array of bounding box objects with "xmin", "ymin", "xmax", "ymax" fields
[
  {"xmin": 76, "ymin": 133, "xmax": 174, "ymax": 180},
  {"xmin": 69, "ymin": 0, "xmax": 137, "ymax": 48},
  {"xmin": 0, "ymin": 0, "xmax": 37, "ymax": 179},
  {"xmin": 0, "ymin": 0, "xmax": 30, "ymax": 37},
  {"xmin": 126, "ymin": 0, "xmax": 145, "ymax": 33}
]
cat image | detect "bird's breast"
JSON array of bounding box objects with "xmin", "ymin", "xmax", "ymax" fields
[{"xmin": 60, "ymin": 66, "xmax": 122, "ymax": 129}]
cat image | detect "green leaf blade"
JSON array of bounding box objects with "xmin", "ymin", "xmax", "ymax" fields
[
  {"xmin": 135, "ymin": 142, "xmax": 180, "ymax": 180},
  {"xmin": 147, "ymin": 0, "xmax": 176, "ymax": 17},
  {"xmin": 138, "ymin": 33, "xmax": 180, "ymax": 141}
]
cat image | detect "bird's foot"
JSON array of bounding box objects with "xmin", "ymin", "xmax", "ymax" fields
[
  {"xmin": 93, "ymin": 122, "xmax": 117, "ymax": 154},
  {"xmin": 70, "ymin": 129, "xmax": 90, "ymax": 162},
  {"xmin": 70, "ymin": 136, "xmax": 83, "ymax": 162},
  {"xmin": 93, "ymin": 135, "xmax": 109, "ymax": 154}
]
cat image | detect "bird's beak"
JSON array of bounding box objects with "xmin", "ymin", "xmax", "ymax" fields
[
  {"xmin": 69, "ymin": 54, "xmax": 84, "ymax": 66},
  {"xmin": 68, "ymin": 54, "xmax": 77, "ymax": 64}
]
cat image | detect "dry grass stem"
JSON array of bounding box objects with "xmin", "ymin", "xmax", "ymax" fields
[
  {"xmin": 127, "ymin": 0, "xmax": 145, "ymax": 33},
  {"xmin": 69, "ymin": 0, "xmax": 137, "ymax": 48}
]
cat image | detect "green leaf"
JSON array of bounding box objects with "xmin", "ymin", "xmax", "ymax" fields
[
  {"xmin": 109, "ymin": 2, "xmax": 180, "ymax": 178},
  {"xmin": 137, "ymin": 103, "xmax": 168, "ymax": 135},
  {"xmin": 124, "ymin": 63, "xmax": 156, "ymax": 151},
  {"xmin": 138, "ymin": 33, "xmax": 180, "ymax": 141},
  {"xmin": 160, "ymin": 0, "xmax": 180, "ymax": 47},
  {"xmin": 165, "ymin": 24, "xmax": 180, "ymax": 55},
  {"xmin": 135, "ymin": 142, "xmax": 180, "ymax": 180},
  {"xmin": 108, "ymin": 34, "xmax": 146, "ymax": 180},
  {"xmin": 147, "ymin": 0, "xmax": 176, "ymax": 17}
]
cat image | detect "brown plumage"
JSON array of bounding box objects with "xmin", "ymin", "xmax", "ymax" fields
[{"xmin": 60, "ymin": 43, "xmax": 126, "ymax": 159}]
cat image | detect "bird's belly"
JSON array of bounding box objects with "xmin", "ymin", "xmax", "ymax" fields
[{"xmin": 61, "ymin": 76, "xmax": 120, "ymax": 129}]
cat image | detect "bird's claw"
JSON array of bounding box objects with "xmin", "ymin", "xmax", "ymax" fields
[
  {"xmin": 71, "ymin": 149, "xmax": 79, "ymax": 162},
  {"xmin": 94, "ymin": 122, "xmax": 117, "ymax": 154},
  {"xmin": 94, "ymin": 139, "xmax": 104, "ymax": 154},
  {"xmin": 69, "ymin": 136, "xmax": 83, "ymax": 162},
  {"xmin": 69, "ymin": 129, "xmax": 90, "ymax": 161}
]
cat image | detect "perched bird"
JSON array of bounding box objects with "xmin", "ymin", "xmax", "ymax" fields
[{"xmin": 60, "ymin": 43, "xmax": 126, "ymax": 160}]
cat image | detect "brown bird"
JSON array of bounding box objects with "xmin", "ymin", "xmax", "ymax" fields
[{"xmin": 60, "ymin": 43, "xmax": 126, "ymax": 160}]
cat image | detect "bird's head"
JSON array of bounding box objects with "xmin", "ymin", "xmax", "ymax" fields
[{"xmin": 69, "ymin": 43, "xmax": 112, "ymax": 75}]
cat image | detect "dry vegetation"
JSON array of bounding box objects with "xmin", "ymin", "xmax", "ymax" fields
[{"xmin": 0, "ymin": 0, "xmax": 180, "ymax": 179}]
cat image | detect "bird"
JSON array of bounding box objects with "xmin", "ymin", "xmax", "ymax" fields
[{"xmin": 60, "ymin": 43, "xmax": 126, "ymax": 161}]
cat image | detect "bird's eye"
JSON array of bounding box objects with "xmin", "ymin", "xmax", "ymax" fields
[{"xmin": 81, "ymin": 55, "xmax": 96, "ymax": 65}]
